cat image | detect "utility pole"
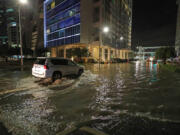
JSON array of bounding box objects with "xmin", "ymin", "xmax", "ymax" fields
[{"xmin": 18, "ymin": 0, "xmax": 28, "ymax": 71}]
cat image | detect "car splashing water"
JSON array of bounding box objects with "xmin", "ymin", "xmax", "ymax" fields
[{"xmin": 0, "ymin": 62, "xmax": 180, "ymax": 135}]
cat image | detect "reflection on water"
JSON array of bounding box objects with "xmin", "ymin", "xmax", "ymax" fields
[
  {"xmin": 0, "ymin": 62, "xmax": 180, "ymax": 134},
  {"xmin": 146, "ymin": 62, "xmax": 159, "ymax": 83}
]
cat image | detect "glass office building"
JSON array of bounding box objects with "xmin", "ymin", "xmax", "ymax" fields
[
  {"xmin": 0, "ymin": 0, "xmax": 8, "ymax": 46},
  {"xmin": 176, "ymin": 0, "xmax": 180, "ymax": 56},
  {"xmin": 0, "ymin": 0, "xmax": 18, "ymax": 47},
  {"xmin": 44, "ymin": 0, "xmax": 81, "ymax": 48},
  {"xmin": 44, "ymin": 0, "xmax": 133, "ymax": 61}
]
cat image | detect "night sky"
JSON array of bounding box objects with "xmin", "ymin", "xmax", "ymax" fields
[{"xmin": 132, "ymin": 0, "xmax": 178, "ymax": 50}]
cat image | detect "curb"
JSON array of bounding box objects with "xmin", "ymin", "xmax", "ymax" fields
[
  {"xmin": 80, "ymin": 126, "xmax": 109, "ymax": 135},
  {"xmin": 56, "ymin": 126, "xmax": 109, "ymax": 135},
  {"xmin": 56, "ymin": 127, "xmax": 77, "ymax": 135}
]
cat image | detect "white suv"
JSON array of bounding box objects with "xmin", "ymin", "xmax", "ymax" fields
[{"xmin": 32, "ymin": 57, "xmax": 84, "ymax": 81}]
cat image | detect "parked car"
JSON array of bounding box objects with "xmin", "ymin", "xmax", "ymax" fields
[
  {"xmin": 74, "ymin": 57, "xmax": 97, "ymax": 63},
  {"xmin": 173, "ymin": 57, "xmax": 180, "ymax": 64},
  {"xmin": 87, "ymin": 58, "xmax": 98, "ymax": 63},
  {"xmin": 111, "ymin": 58, "xmax": 123, "ymax": 63},
  {"xmin": 32, "ymin": 57, "xmax": 84, "ymax": 81},
  {"xmin": 166, "ymin": 58, "xmax": 174, "ymax": 63},
  {"xmin": 157, "ymin": 59, "xmax": 163, "ymax": 63},
  {"xmin": 110, "ymin": 58, "xmax": 128, "ymax": 63},
  {"xmin": 110, "ymin": 58, "xmax": 117, "ymax": 63}
]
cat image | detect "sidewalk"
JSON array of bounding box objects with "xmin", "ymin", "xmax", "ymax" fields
[{"xmin": 0, "ymin": 61, "xmax": 33, "ymax": 70}]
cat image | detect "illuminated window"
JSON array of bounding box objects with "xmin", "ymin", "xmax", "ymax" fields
[
  {"xmin": 6, "ymin": 8, "xmax": 14, "ymax": 12},
  {"xmin": 46, "ymin": 0, "xmax": 80, "ymax": 18},
  {"xmin": 46, "ymin": 4, "xmax": 80, "ymax": 26},
  {"xmin": 47, "ymin": 29, "xmax": 50, "ymax": 34},
  {"xmin": 45, "ymin": 0, "xmax": 81, "ymax": 48},
  {"xmin": 11, "ymin": 22, "xmax": 16, "ymax": 27},
  {"xmin": 8, "ymin": 17, "xmax": 15, "ymax": 21},
  {"xmin": 51, "ymin": 1, "xmax": 55, "ymax": 9}
]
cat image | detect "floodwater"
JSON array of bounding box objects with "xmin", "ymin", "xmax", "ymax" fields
[{"xmin": 0, "ymin": 62, "xmax": 180, "ymax": 135}]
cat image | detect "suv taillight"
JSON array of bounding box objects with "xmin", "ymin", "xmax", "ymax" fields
[{"xmin": 44, "ymin": 65, "xmax": 49, "ymax": 70}]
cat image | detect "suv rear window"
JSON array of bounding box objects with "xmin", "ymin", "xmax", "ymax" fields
[
  {"xmin": 51, "ymin": 59, "xmax": 68, "ymax": 65},
  {"xmin": 35, "ymin": 59, "xmax": 46, "ymax": 65}
]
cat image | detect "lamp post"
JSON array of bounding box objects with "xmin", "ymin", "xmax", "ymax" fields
[
  {"xmin": 18, "ymin": 0, "xmax": 28, "ymax": 70},
  {"xmin": 99, "ymin": 26, "xmax": 109, "ymax": 66},
  {"xmin": 115, "ymin": 36, "xmax": 124, "ymax": 58}
]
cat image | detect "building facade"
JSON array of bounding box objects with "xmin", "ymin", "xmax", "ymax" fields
[
  {"xmin": 31, "ymin": 0, "xmax": 44, "ymax": 56},
  {"xmin": 44, "ymin": 0, "xmax": 133, "ymax": 61},
  {"xmin": 176, "ymin": 0, "xmax": 180, "ymax": 56},
  {"xmin": 0, "ymin": 0, "xmax": 19, "ymax": 48},
  {"xmin": 0, "ymin": 0, "xmax": 8, "ymax": 46}
]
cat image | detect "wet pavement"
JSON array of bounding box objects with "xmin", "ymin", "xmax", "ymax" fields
[{"xmin": 0, "ymin": 62, "xmax": 180, "ymax": 135}]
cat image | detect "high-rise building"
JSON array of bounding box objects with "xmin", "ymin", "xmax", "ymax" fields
[
  {"xmin": 176, "ymin": 0, "xmax": 180, "ymax": 56},
  {"xmin": 0, "ymin": 0, "xmax": 8, "ymax": 46},
  {"xmin": 0, "ymin": 0, "xmax": 19, "ymax": 48},
  {"xmin": 31, "ymin": 0, "xmax": 44, "ymax": 56},
  {"xmin": 44, "ymin": 0, "xmax": 133, "ymax": 61}
]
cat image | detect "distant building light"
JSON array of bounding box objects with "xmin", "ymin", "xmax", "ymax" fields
[
  {"xmin": 150, "ymin": 57, "xmax": 153, "ymax": 61},
  {"xmin": 11, "ymin": 22, "xmax": 17, "ymax": 27},
  {"xmin": 0, "ymin": 36, "xmax": 8, "ymax": 39},
  {"xmin": 120, "ymin": 36, "xmax": 124, "ymax": 41},
  {"xmin": 47, "ymin": 29, "xmax": 50, "ymax": 34},
  {"xmin": 8, "ymin": 17, "xmax": 15, "ymax": 21},
  {"xmin": 6, "ymin": 8, "xmax": 14, "ymax": 13},
  {"xmin": 51, "ymin": 1, "xmax": 55, "ymax": 9},
  {"xmin": 12, "ymin": 23, "xmax": 16, "ymax": 27},
  {"xmin": 69, "ymin": 10, "xmax": 74, "ymax": 16}
]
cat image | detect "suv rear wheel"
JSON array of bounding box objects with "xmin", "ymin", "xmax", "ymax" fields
[{"xmin": 52, "ymin": 72, "xmax": 62, "ymax": 82}]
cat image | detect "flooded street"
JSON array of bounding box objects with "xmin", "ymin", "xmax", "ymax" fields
[{"xmin": 0, "ymin": 62, "xmax": 180, "ymax": 135}]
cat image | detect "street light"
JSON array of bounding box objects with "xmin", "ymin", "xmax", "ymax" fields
[
  {"xmin": 103, "ymin": 26, "xmax": 109, "ymax": 33},
  {"xmin": 120, "ymin": 36, "xmax": 124, "ymax": 41},
  {"xmin": 99, "ymin": 26, "xmax": 109, "ymax": 65},
  {"xmin": 115, "ymin": 36, "xmax": 124, "ymax": 58},
  {"xmin": 19, "ymin": 0, "xmax": 28, "ymax": 4},
  {"xmin": 18, "ymin": 0, "xmax": 28, "ymax": 70}
]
